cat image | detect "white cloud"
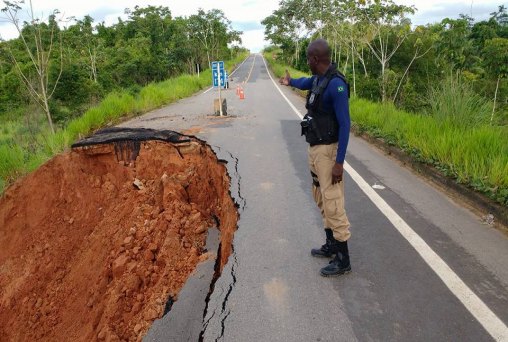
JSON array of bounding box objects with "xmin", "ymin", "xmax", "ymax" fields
[
  {"xmin": 1, "ymin": 0, "xmax": 504, "ymax": 49},
  {"xmin": 0, "ymin": 0, "xmax": 278, "ymax": 50},
  {"xmin": 241, "ymin": 29, "xmax": 267, "ymax": 53},
  {"xmin": 396, "ymin": 0, "xmax": 503, "ymax": 25}
]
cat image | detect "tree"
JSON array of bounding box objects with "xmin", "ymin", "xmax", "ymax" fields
[
  {"xmin": 358, "ymin": 0, "xmax": 415, "ymax": 102},
  {"xmin": 262, "ymin": 1, "xmax": 310, "ymax": 67},
  {"xmin": 188, "ymin": 9, "xmax": 241, "ymax": 68},
  {"xmin": 392, "ymin": 25, "xmax": 432, "ymax": 103},
  {"xmin": 1, "ymin": 0, "xmax": 64, "ymax": 133},
  {"xmin": 482, "ymin": 38, "xmax": 508, "ymax": 123},
  {"xmin": 435, "ymin": 16, "xmax": 474, "ymax": 70}
]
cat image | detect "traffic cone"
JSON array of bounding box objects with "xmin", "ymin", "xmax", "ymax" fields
[{"xmin": 239, "ymin": 87, "xmax": 245, "ymax": 100}]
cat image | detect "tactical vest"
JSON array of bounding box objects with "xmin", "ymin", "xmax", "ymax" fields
[{"xmin": 301, "ymin": 64, "xmax": 349, "ymax": 146}]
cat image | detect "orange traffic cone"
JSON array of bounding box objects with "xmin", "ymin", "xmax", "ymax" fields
[{"xmin": 239, "ymin": 87, "xmax": 245, "ymax": 100}]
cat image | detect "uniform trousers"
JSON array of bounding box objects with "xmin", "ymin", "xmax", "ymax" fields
[{"xmin": 308, "ymin": 142, "xmax": 351, "ymax": 241}]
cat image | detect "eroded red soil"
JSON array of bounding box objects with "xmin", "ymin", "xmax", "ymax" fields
[{"xmin": 0, "ymin": 139, "xmax": 237, "ymax": 341}]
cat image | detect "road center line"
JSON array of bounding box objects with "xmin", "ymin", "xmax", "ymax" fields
[
  {"xmin": 244, "ymin": 54, "xmax": 257, "ymax": 84},
  {"xmin": 261, "ymin": 55, "xmax": 508, "ymax": 342}
]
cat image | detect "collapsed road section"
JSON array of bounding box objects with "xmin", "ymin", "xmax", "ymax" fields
[{"xmin": 0, "ymin": 128, "xmax": 238, "ymax": 341}]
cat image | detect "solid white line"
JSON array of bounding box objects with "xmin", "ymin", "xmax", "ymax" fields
[
  {"xmin": 345, "ymin": 165, "xmax": 508, "ymax": 342},
  {"xmin": 261, "ymin": 56, "xmax": 303, "ymax": 120},
  {"xmin": 261, "ymin": 55, "xmax": 508, "ymax": 342},
  {"xmin": 204, "ymin": 55, "xmax": 250, "ymax": 94}
]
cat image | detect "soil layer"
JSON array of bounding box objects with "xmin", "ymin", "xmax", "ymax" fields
[{"xmin": 0, "ymin": 139, "xmax": 237, "ymax": 341}]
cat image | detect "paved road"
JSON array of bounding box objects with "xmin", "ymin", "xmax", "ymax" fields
[{"xmin": 123, "ymin": 54, "xmax": 508, "ymax": 341}]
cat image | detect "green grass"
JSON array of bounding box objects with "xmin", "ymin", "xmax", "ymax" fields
[
  {"xmin": 264, "ymin": 53, "xmax": 508, "ymax": 206},
  {"xmin": 351, "ymin": 98, "xmax": 508, "ymax": 204},
  {"xmin": 428, "ymin": 74, "xmax": 492, "ymax": 128},
  {"xmin": 0, "ymin": 144, "xmax": 24, "ymax": 181},
  {"xmin": 0, "ymin": 52, "xmax": 249, "ymax": 194}
]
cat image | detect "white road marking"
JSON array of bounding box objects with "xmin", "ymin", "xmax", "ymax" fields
[
  {"xmin": 203, "ymin": 55, "xmax": 250, "ymax": 94},
  {"xmin": 244, "ymin": 54, "xmax": 257, "ymax": 84},
  {"xmin": 261, "ymin": 55, "xmax": 508, "ymax": 342},
  {"xmin": 261, "ymin": 57, "xmax": 302, "ymax": 119}
]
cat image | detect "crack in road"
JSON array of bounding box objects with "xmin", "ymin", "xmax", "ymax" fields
[
  {"xmin": 198, "ymin": 240, "xmax": 223, "ymax": 342},
  {"xmin": 198, "ymin": 146, "xmax": 243, "ymax": 341},
  {"xmin": 214, "ymin": 145, "xmax": 246, "ymax": 212},
  {"xmin": 216, "ymin": 251, "xmax": 238, "ymax": 341}
]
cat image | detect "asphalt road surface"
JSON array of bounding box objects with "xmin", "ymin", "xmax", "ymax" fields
[{"xmin": 122, "ymin": 54, "xmax": 508, "ymax": 342}]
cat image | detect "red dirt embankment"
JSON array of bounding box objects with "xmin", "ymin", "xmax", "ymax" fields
[{"xmin": 0, "ymin": 139, "xmax": 238, "ymax": 341}]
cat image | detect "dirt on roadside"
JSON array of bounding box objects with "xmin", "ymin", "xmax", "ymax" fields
[{"xmin": 0, "ymin": 138, "xmax": 238, "ymax": 341}]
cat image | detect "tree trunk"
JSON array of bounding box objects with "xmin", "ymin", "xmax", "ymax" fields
[
  {"xmin": 394, "ymin": 51, "xmax": 417, "ymax": 103},
  {"xmin": 351, "ymin": 40, "xmax": 356, "ymax": 96},
  {"xmin": 343, "ymin": 48, "xmax": 349, "ymax": 74},
  {"xmin": 381, "ymin": 61, "xmax": 386, "ymax": 102},
  {"xmin": 41, "ymin": 85, "xmax": 55, "ymax": 134},
  {"xmin": 88, "ymin": 47, "xmax": 97, "ymax": 83},
  {"xmin": 355, "ymin": 46, "xmax": 368, "ymax": 77},
  {"xmin": 491, "ymin": 76, "xmax": 500, "ymax": 125},
  {"xmin": 333, "ymin": 39, "xmax": 337, "ymax": 62}
]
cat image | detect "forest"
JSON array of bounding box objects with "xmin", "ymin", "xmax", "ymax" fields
[
  {"xmin": 0, "ymin": 2, "xmax": 246, "ymax": 191},
  {"xmin": 262, "ymin": 0, "xmax": 508, "ymax": 123},
  {"xmin": 0, "ymin": 3, "xmax": 242, "ymax": 128}
]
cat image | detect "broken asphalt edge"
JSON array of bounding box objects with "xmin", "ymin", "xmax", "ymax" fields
[{"xmin": 73, "ymin": 127, "xmax": 244, "ymax": 340}]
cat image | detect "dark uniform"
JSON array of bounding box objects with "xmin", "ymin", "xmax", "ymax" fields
[{"xmin": 289, "ymin": 64, "xmax": 352, "ymax": 276}]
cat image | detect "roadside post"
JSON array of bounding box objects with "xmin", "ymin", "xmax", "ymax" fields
[{"xmin": 212, "ymin": 61, "xmax": 226, "ymax": 116}]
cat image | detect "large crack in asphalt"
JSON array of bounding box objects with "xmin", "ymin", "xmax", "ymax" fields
[
  {"xmin": 217, "ymin": 251, "xmax": 238, "ymax": 341},
  {"xmin": 214, "ymin": 145, "xmax": 246, "ymax": 212},
  {"xmin": 198, "ymin": 146, "xmax": 244, "ymax": 341}
]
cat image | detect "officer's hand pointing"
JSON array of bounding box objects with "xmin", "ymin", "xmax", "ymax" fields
[
  {"xmin": 279, "ymin": 69, "xmax": 291, "ymax": 86},
  {"xmin": 332, "ymin": 163, "xmax": 343, "ymax": 184}
]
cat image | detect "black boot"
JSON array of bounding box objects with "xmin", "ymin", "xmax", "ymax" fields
[
  {"xmin": 320, "ymin": 240, "xmax": 351, "ymax": 277},
  {"xmin": 311, "ymin": 228, "xmax": 337, "ymax": 257}
]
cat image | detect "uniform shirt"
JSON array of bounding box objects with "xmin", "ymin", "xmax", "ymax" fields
[{"xmin": 289, "ymin": 74, "xmax": 350, "ymax": 164}]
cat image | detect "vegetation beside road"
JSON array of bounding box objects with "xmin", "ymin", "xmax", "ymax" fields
[
  {"xmin": 0, "ymin": 51, "xmax": 247, "ymax": 193},
  {"xmin": 0, "ymin": 3, "xmax": 247, "ymax": 193},
  {"xmin": 264, "ymin": 53, "xmax": 508, "ymax": 206},
  {"xmin": 262, "ymin": 0, "xmax": 508, "ymax": 207}
]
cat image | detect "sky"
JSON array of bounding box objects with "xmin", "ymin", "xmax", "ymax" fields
[{"xmin": 0, "ymin": 0, "xmax": 505, "ymax": 52}]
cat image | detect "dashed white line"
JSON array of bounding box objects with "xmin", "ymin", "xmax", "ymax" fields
[
  {"xmin": 244, "ymin": 54, "xmax": 257, "ymax": 84},
  {"xmin": 261, "ymin": 55, "xmax": 508, "ymax": 342}
]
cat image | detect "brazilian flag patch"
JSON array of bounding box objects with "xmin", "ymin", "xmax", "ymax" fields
[{"xmin": 337, "ymin": 86, "xmax": 345, "ymax": 93}]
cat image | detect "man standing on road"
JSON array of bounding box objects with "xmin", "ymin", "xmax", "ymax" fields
[{"xmin": 279, "ymin": 39, "xmax": 351, "ymax": 277}]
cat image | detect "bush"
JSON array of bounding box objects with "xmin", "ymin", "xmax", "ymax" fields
[{"xmin": 428, "ymin": 74, "xmax": 492, "ymax": 128}]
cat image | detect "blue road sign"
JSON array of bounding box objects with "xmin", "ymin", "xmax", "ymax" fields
[{"xmin": 212, "ymin": 61, "xmax": 225, "ymax": 88}]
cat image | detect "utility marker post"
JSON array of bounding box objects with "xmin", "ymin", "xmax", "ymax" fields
[
  {"xmin": 218, "ymin": 71, "xmax": 222, "ymax": 117},
  {"xmin": 212, "ymin": 61, "xmax": 225, "ymax": 117}
]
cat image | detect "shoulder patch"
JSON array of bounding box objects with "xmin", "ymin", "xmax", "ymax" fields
[{"xmin": 337, "ymin": 86, "xmax": 345, "ymax": 93}]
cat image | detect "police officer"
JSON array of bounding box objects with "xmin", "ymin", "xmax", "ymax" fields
[{"xmin": 280, "ymin": 39, "xmax": 351, "ymax": 277}]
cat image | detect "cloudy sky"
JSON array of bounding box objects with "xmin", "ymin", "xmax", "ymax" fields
[{"xmin": 0, "ymin": 0, "xmax": 505, "ymax": 52}]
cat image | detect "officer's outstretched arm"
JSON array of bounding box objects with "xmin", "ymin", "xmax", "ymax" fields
[{"xmin": 279, "ymin": 69, "xmax": 291, "ymax": 86}]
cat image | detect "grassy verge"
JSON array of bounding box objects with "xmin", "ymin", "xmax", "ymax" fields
[
  {"xmin": 264, "ymin": 53, "xmax": 508, "ymax": 206},
  {"xmin": 0, "ymin": 52, "xmax": 249, "ymax": 193}
]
